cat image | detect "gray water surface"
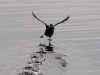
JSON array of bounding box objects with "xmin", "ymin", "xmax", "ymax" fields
[{"xmin": 0, "ymin": 0, "xmax": 100, "ymax": 75}]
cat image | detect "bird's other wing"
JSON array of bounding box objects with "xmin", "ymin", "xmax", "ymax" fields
[
  {"xmin": 32, "ymin": 12, "xmax": 48, "ymax": 26},
  {"xmin": 54, "ymin": 16, "xmax": 70, "ymax": 27}
]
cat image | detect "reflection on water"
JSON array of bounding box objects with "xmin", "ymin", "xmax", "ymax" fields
[{"xmin": 19, "ymin": 42, "xmax": 67, "ymax": 75}]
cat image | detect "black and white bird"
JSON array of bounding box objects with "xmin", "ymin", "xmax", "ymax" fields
[{"xmin": 32, "ymin": 12, "xmax": 70, "ymax": 41}]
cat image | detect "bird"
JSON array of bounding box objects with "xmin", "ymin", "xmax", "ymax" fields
[{"xmin": 32, "ymin": 12, "xmax": 70, "ymax": 41}]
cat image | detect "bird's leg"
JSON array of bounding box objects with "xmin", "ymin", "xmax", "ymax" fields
[
  {"xmin": 48, "ymin": 37, "xmax": 52, "ymax": 41},
  {"xmin": 40, "ymin": 35, "xmax": 44, "ymax": 38},
  {"xmin": 49, "ymin": 37, "xmax": 50, "ymax": 40},
  {"xmin": 49, "ymin": 41, "xmax": 51, "ymax": 46}
]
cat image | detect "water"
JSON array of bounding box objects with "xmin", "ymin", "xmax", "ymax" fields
[{"xmin": 0, "ymin": 0, "xmax": 100, "ymax": 75}]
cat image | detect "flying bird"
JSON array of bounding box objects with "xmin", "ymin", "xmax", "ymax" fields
[{"xmin": 32, "ymin": 12, "xmax": 70, "ymax": 41}]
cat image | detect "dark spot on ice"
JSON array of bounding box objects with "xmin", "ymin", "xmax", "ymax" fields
[
  {"xmin": 30, "ymin": 55, "xmax": 38, "ymax": 59},
  {"xmin": 60, "ymin": 60, "xmax": 68, "ymax": 67},
  {"xmin": 45, "ymin": 46, "xmax": 53, "ymax": 51},
  {"xmin": 39, "ymin": 44, "xmax": 45, "ymax": 47},
  {"xmin": 23, "ymin": 66, "xmax": 34, "ymax": 71},
  {"xmin": 36, "ymin": 48, "xmax": 47, "ymax": 54},
  {"xmin": 19, "ymin": 72, "xmax": 34, "ymax": 75},
  {"xmin": 55, "ymin": 56, "xmax": 62, "ymax": 60},
  {"xmin": 34, "ymin": 59, "xmax": 46, "ymax": 65},
  {"xmin": 27, "ymin": 61, "xmax": 32, "ymax": 64},
  {"xmin": 36, "ymin": 51, "xmax": 47, "ymax": 54},
  {"xmin": 33, "ymin": 56, "xmax": 37, "ymax": 58},
  {"xmin": 34, "ymin": 60, "xmax": 42, "ymax": 65},
  {"xmin": 38, "ymin": 74, "xmax": 43, "ymax": 75}
]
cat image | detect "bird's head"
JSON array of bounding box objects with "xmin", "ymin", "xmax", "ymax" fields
[{"xmin": 49, "ymin": 24, "xmax": 53, "ymax": 27}]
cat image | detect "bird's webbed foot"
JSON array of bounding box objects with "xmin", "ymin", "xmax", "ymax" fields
[{"xmin": 40, "ymin": 35, "xmax": 43, "ymax": 38}]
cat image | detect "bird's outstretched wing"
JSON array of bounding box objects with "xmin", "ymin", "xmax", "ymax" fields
[
  {"xmin": 32, "ymin": 12, "xmax": 48, "ymax": 26},
  {"xmin": 54, "ymin": 16, "xmax": 70, "ymax": 27}
]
